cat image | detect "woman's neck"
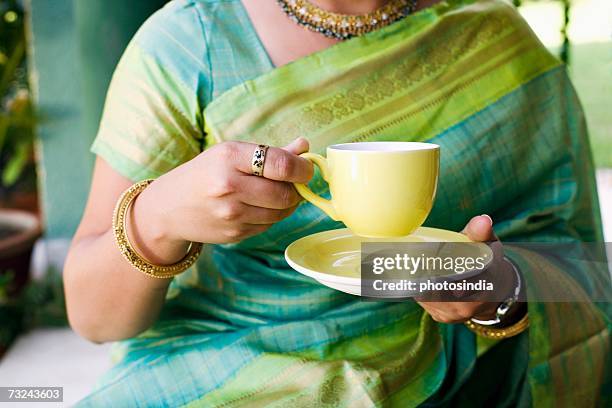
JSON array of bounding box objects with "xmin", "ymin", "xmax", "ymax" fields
[{"xmin": 308, "ymin": 0, "xmax": 391, "ymax": 14}]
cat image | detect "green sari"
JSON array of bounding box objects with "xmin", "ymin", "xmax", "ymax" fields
[{"xmin": 83, "ymin": 0, "xmax": 610, "ymax": 406}]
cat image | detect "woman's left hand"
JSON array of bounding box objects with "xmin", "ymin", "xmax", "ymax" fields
[{"xmin": 415, "ymin": 215, "xmax": 518, "ymax": 324}]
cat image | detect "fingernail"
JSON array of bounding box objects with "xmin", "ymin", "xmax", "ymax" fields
[
  {"xmin": 480, "ymin": 214, "xmax": 493, "ymax": 226},
  {"xmin": 287, "ymin": 138, "xmax": 301, "ymax": 148}
]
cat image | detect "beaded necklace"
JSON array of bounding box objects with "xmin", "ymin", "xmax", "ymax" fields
[{"xmin": 277, "ymin": 0, "xmax": 419, "ymax": 40}]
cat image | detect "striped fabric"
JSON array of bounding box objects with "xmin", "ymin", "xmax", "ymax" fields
[{"xmin": 83, "ymin": 0, "xmax": 610, "ymax": 406}]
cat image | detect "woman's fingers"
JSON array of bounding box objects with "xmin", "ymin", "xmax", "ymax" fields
[
  {"xmin": 219, "ymin": 223, "xmax": 272, "ymax": 243},
  {"xmin": 282, "ymin": 137, "xmax": 310, "ymax": 155},
  {"xmin": 215, "ymin": 205, "xmax": 296, "ymax": 243},
  {"xmin": 215, "ymin": 200, "xmax": 297, "ymax": 225},
  {"xmin": 420, "ymin": 301, "xmax": 497, "ymax": 323},
  {"xmin": 417, "ymin": 215, "xmax": 509, "ymax": 323},
  {"xmin": 235, "ymin": 174, "xmax": 302, "ymax": 209},
  {"xmin": 241, "ymin": 204, "xmax": 298, "ymax": 224},
  {"xmin": 220, "ymin": 140, "xmax": 314, "ymax": 183},
  {"xmin": 462, "ymin": 214, "xmax": 496, "ymax": 242}
]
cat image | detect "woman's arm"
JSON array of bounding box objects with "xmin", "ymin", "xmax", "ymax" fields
[
  {"xmin": 63, "ymin": 158, "xmax": 186, "ymax": 343},
  {"xmin": 64, "ymin": 139, "xmax": 312, "ymax": 343}
]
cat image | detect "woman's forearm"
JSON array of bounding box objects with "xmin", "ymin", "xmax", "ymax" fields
[
  {"xmin": 64, "ymin": 142, "xmax": 310, "ymax": 343},
  {"xmin": 63, "ymin": 230, "xmax": 168, "ymax": 343},
  {"xmin": 63, "ymin": 184, "xmax": 188, "ymax": 343}
]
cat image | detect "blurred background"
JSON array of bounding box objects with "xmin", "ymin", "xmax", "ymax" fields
[{"xmin": 0, "ymin": 0, "xmax": 610, "ymax": 405}]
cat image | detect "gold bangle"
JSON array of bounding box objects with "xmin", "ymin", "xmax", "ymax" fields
[
  {"xmin": 464, "ymin": 312, "xmax": 529, "ymax": 340},
  {"xmin": 112, "ymin": 179, "xmax": 203, "ymax": 279}
]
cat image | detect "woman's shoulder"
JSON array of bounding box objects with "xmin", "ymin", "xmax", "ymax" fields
[
  {"xmin": 131, "ymin": 1, "xmax": 208, "ymax": 53},
  {"xmin": 123, "ymin": 0, "xmax": 228, "ymax": 96},
  {"xmin": 455, "ymin": 0, "xmax": 557, "ymax": 57},
  {"xmin": 143, "ymin": 0, "xmax": 242, "ymax": 26},
  {"xmin": 104, "ymin": 1, "xmax": 220, "ymax": 117},
  {"xmin": 129, "ymin": 0, "xmax": 244, "ymax": 63}
]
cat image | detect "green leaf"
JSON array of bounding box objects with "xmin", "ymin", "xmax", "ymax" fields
[
  {"xmin": 0, "ymin": 114, "xmax": 9, "ymax": 152},
  {"xmin": 2, "ymin": 139, "xmax": 29, "ymax": 187},
  {"xmin": 0, "ymin": 271, "xmax": 15, "ymax": 303},
  {"xmin": 0, "ymin": 39, "xmax": 24, "ymax": 96}
]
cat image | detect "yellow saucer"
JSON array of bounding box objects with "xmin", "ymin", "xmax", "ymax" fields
[{"xmin": 285, "ymin": 227, "xmax": 493, "ymax": 296}]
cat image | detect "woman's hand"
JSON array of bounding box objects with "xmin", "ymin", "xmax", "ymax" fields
[
  {"xmin": 130, "ymin": 138, "xmax": 313, "ymax": 262},
  {"xmin": 63, "ymin": 138, "xmax": 312, "ymax": 343},
  {"xmin": 415, "ymin": 215, "xmax": 519, "ymax": 324}
]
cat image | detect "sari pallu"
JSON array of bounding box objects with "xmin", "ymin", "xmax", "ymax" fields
[
  {"xmin": 80, "ymin": 0, "xmax": 610, "ymax": 406},
  {"xmin": 200, "ymin": 0, "xmax": 610, "ymax": 406}
]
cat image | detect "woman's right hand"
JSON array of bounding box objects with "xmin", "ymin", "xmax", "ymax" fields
[
  {"xmin": 64, "ymin": 140, "xmax": 311, "ymax": 342},
  {"xmin": 130, "ymin": 137, "xmax": 313, "ymax": 262}
]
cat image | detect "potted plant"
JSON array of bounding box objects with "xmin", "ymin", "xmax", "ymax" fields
[
  {"xmin": 0, "ymin": 270, "xmax": 23, "ymax": 357},
  {"xmin": 0, "ymin": 0, "xmax": 41, "ymax": 296},
  {"xmin": 0, "ymin": 265, "xmax": 67, "ymax": 357}
]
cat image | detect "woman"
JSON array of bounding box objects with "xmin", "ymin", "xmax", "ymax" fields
[{"xmin": 64, "ymin": 0, "xmax": 610, "ymax": 406}]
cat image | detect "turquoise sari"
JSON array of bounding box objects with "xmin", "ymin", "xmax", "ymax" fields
[{"xmin": 83, "ymin": 0, "xmax": 610, "ymax": 406}]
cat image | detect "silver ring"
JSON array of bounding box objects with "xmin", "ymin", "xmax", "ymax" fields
[{"xmin": 251, "ymin": 144, "xmax": 269, "ymax": 176}]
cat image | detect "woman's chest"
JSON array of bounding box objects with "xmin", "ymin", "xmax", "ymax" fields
[{"xmin": 240, "ymin": 0, "xmax": 340, "ymax": 68}]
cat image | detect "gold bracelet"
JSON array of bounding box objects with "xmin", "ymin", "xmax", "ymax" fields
[
  {"xmin": 112, "ymin": 179, "xmax": 203, "ymax": 279},
  {"xmin": 464, "ymin": 312, "xmax": 529, "ymax": 340}
]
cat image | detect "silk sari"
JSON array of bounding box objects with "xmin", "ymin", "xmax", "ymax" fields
[{"xmin": 82, "ymin": 0, "xmax": 610, "ymax": 406}]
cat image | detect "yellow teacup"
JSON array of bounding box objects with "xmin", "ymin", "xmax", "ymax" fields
[{"xmin": 294, "ymin": 142, "xmax": 440, "ymax": 238}]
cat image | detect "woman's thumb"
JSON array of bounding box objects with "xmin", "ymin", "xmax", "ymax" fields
[
  {"xmin": 283, "ymin": 137, "xmax": 309, "ymax": 155},
  {"xmin": 462, "ymin": 214, "xmax": 496, "ymax": 242}
]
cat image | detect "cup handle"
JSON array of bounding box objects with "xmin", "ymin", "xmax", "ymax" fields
[{"xmin": 294, "ymin": 152, "xmax": 339, "ymax": 221}]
